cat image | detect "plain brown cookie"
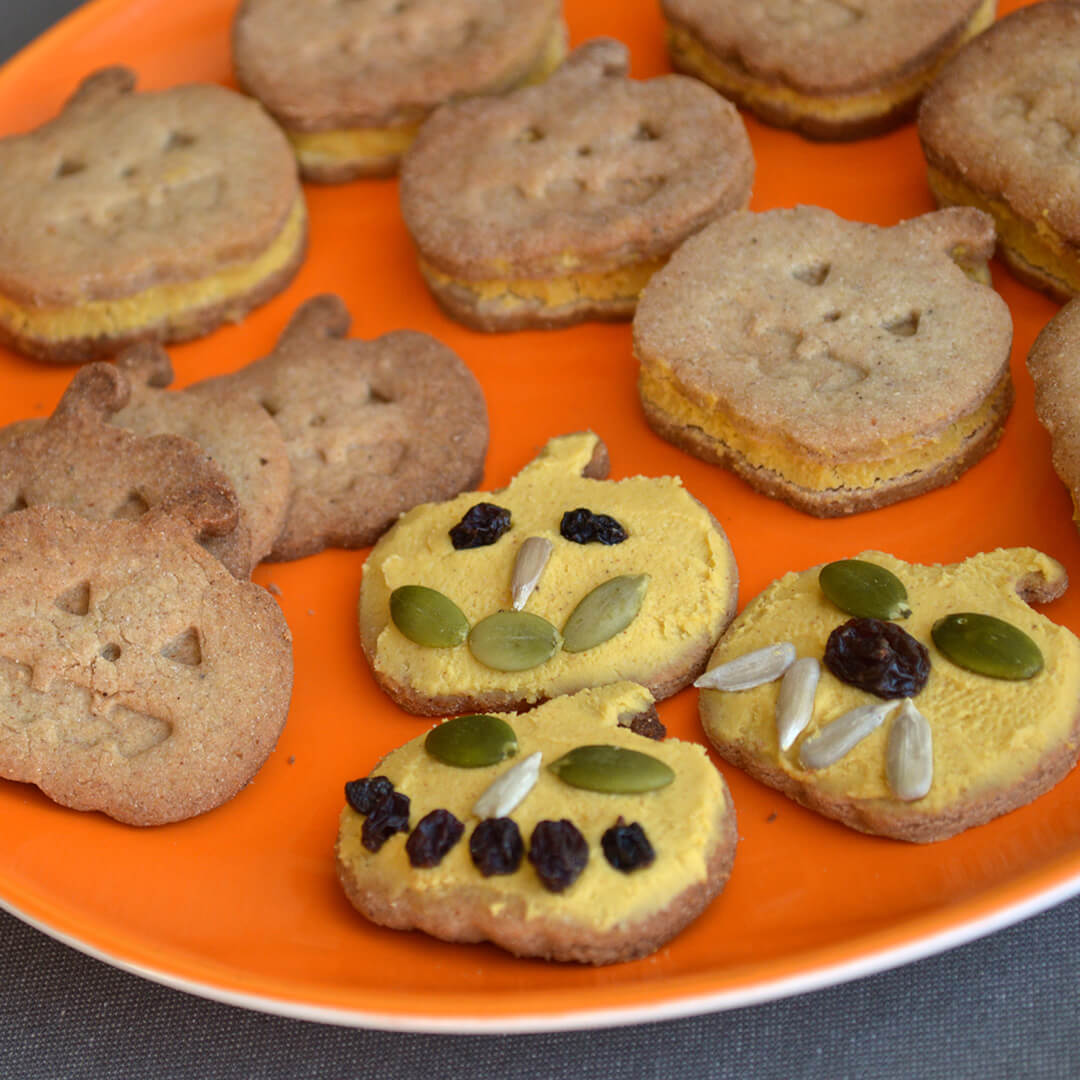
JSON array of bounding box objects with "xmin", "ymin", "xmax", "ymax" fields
[
  {"xmin": 1027, "ymin": 298, "xmax": 1080, "ymax": 531},
  {"xmin": 634, "ymin": 205, "xmax": 1013, "ymax": 516},
  {"xmin": 662, "ymin": 0, "xmax": 996, "ymax": 140},
  {"xmin": 191, "ymin": 294, "xmax": 489, "ymax": 561},
  {"xmin": 399, "ymin": 38, "xmax": 754, "ymax": 331},
  {"xmin": 110, "ymin": 342, "xmax": 291, "ymax": 570},
  {"xmin": 0, "ymin": 363, "xmax": 256, "ymax": 577},
  {"xmin": 336, "ymin": 682, "xmax": 737, "ymax": 964},
  {"xmin": 0, "ymin": 496, "xmax": 293, "ymax": 826},
  {"xmin": 698, "ymin": 549, "xmax": 1080, "ymax": 843},
  {"xmin": 918, "ymin": 1, "xmax": 1080, "ymax": 300},
  {"xmin": 0, "ymin": 67, "xmax": 306, "ymax": 364},
  {"xmin": 232, "ymin": 0, "xmax": 567, "ymax": 182}
]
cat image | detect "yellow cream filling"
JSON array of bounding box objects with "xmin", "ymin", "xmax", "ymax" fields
[
  {"xmin": 289, "ymin": 19, "xmax": 568, "ymax": 168},
  {"xmin": 928, "ymin": 165, "xmax": 1080, "ymax": 294},
  {"xmin": 0, "ymin": 196, "xmax": 306, "ymax": 345},
  {"xmin": 337, "ymin": 682, "xmax": 729, "ymax": 930},
  {"xmin": 360, "ymin": 432, "xmax": 738, "ymax": 704},
  {"xmin": 700, "ymin": 549, "xmax": 1080, "ymax": 813},
  {"xmin": 420, "ymin": 255, "xmax": 666, "ymax": 311},
  {"xmin": 638, "ymin": 360, "xmax": 1009, "ymax": 493},
  {"xmin": 666, "ymin": 0, "xmax": 994, "ymax": 126}
]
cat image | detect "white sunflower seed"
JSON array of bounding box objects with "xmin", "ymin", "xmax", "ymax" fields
[
  {"xmin": 799, "ymin": 702, "xmax": 895, "ymax": 770},
  {"xmin": 694, "ymin": 642, "xmax": 797, "ymax": 691},
  {"xmin": 887, "ymin": 698, "xmax": 933, "ymax": 801},
  {"xmin": 776, "ymin": 656, "xmax": 820, "ymax": 751},
  {"xmin": 511, "ymin": 537, "xmax": 554, "ymax": 610},
  {"xmin": 472, "ymin": 751, "xmax": 542, "ymax": 818}
]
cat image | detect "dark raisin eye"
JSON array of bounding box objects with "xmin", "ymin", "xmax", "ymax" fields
[
  {"xmin": 528, "ymin": 819, "xmax": 588, "ymax": 892},
  {"xmin": 470, "ymin": 817, "xmax": 524, "ymax": 876},
  {"xmin": 449, "ymin": 503, "xmax": 512, "ymax": 549},
  {"xmin": 823, "ymin": 617, "xmax": 930, "ymax": 699},
  {"xmin": 344, "ymin": 775, "xmax": 394, "ymax": 815},
  {"xmin": 361, "ymin": 790, "xmax": 411, "ymax": 852},
  {"xmin": 405, "ymin": 808, "xmax": 464, "ymax": 868},
  {"xmin": 601, "ymin": 819, "xmax": 655, "ymax": 872},
  {"xmin": 560, "ymin": 508, "xmax": 627, "ymax": 545}
]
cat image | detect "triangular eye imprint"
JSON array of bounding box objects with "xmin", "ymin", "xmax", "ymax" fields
[
  {"xmin": 884, "ymin": 311, "xmax": 921, "ymax": 337},
  {"xmin": 792, "ymin": 261, "xmax": 831, "ymax": 286},
  {"xmin": 112, "ymin": 491, "xmax": 150, "ymax": 520},
  {"xmin": 4, "ymin": 493, "xmax": 27, "ymax": 514},
  {"xmin": 160, "ymin": 627, "xmax": 202, "ymax": 667},
  {"xmin": 54, "ymin": 581, "xmax": 91, "ymax": 616}
]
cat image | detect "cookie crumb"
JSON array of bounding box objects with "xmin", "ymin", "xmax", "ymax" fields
[
  {"xmin": 766, "ymin": 812, "xmax": 778, "ymax": 823},
  {"xmin": 267, "ymin": 582, "xmax": 282, "ymax": 596},
  {"xmin": 287, "ymin": 755, "xmax": 295, "ymax": 765}
]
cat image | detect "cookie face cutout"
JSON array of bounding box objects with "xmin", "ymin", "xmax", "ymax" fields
[
  {"xmin": 399, "ymin": 38, "xmax": 754, "ymax": 330},
  {"xmin": 192, "ymin": 294, "xmax": 489, "ymax": 560},
  {"xmin": 358, "ymin": 432, "xmax": 739, "ymax": 716},
  {"xmin": 634, "ymin": 206, "xmax": 1013, "ymax": 516},
  {"xmin": 699, "ymin": 549, "xmax": 1080, "ymax": 842},
  {"xmin": 0, "ymin": 363, "xmax": 254, "ymax": 578},
  {"xmin": 919, "ymin": 1, "xmax": 1080, "ymax": 300},
  {"xmin": 336, "ymin": 682, "xmax": 736, "ymax": 964},
  {"xmin": 662, "ymin": 0, "xmax": 995, "ymax": 139},
  {"xmin": 233, "ymin": 0, "xmax": 567, "ymax": 181},
  {"xmin": 111, "ymin": 342, "xmax": 291, "ymax": 569},
  {"xmin": 0, "ymin": 502, "xmax": 293, "ymax": 825},
  {"xmin": 0, "ymin": 67, "xmax": 305, "ymax": 363}
]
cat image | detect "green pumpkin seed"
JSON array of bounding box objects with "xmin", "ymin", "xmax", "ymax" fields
[
  {"xmin": 425, "ymin": 713, "xmax": 518, "ymax": 767},
  {"xmin": 931, "ymin": 612, "xmax": 1043, "ymax": 680},
  {"xmin": 468, "ymin": 610, "xmax": 562, "ymax": 671},
  {"xmin": 548, "ymin": 745, "xmax": 674, "ymax": 793},
  {"xmin": 819, "ymin": 559, "xmax": 912, "ymax": 621},
  {"xmin": 562, "ymin": 574, "xmax": 649, "ymax": 653},
  {"xmin": 390, "ymin": 585, "xmax": 469, "ymax": 647}
]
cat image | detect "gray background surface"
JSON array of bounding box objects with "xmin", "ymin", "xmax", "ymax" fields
[{"xmin": 1, "ymin": 1, "xmax": 1078, "ymax": 1076}]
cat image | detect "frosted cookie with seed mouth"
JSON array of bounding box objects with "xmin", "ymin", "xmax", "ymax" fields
[
  {"xmin": 919, "ymin": 1, "xmax": 1080, "ymax": 300},
  {"xmin": 0, "ymin": 495, "xmax": 293, "ymax": 826},
  {"xmin": 634, "ymin": 205, "xmax": 1013, "ymax": 517},
  {"xmin": 336, "ymin": 681, "xmax": 737, "ymax": 964},
  {"xmin": 232, "ymin": 0, "xmax": 567, "ymax": 182},
  {"xmin": 358, "ymin": 431, "xmax": 739, "ymax": 716},
  {"xmin": 192, "ymin": 294, "xmax": 489, "ymax": 561},
  {"xmin": 698, "ymin": 549, "xmax": 1080, "ymax": 842},
  {"xmin": 0, "ymin": 67, "xmax": 306, "ymax": 364},
  {"xmin": 662, "ymin": 0, "xmax": 995, "ymax": 140},
  {"xmin": 0, "ymin": 363, "xmax": 255, "ymax": 578},
  {"xmin": 399, "ymin": 38, "xmax": 754, "ymax": 331}
]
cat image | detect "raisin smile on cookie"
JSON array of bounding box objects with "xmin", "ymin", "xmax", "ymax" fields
[{"xmin": 358, "ymin": 432, "xmax": 739, "ymax": 716}]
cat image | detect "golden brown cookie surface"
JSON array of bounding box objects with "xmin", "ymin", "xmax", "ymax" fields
[
  {"xmin": 0, "ymin": 67, "xmax": 306, "ymax": 363},
  {"xmin": 663, "ymin": 0, "xmax": 995, "ymax": 139},
  {"xmin": 634, "ymin": 205, "xmax": 1013, "ymax": 516},
  {"xmin": 336, "ymin": 682, "xmax": 737, "ymax": 964},
  {"xmin": 919, "ymin": 1, "xmax": 1080, "ymax": 299},
  {"xmin": 192, "ymin": 295, "xmax": 489, "ymax": 561},
  {"xmin": 0, "ymin": 499, "xmax": 293, "ymax": 826},
  {"xmin": 399, "ymin": 39, "xmax": 754, "ymax": 330}
]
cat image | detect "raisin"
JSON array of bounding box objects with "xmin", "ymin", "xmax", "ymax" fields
[
  {"xmin": 624, "ymin": 707, "xmax": 666, "ymax": 741},
  {"xmin": 528, "ymin": 819, "xmax": 588, "ymax": 893},
  {"xmin": 449, "ymin": 503, "xmax": 512, "ymax": 549},
  {"xmin": 361, "ymin": 790, "xmax": 411, "ymax": 852},
  {"xmin": 405, "ymin": 808, "xmax": 464, "ymax": 868},
  {"xmin": 469, "ymin": 817, "xmax": 525, "ymax": 876},
  {"xmin": 344, "ymin": 775, "xmax": 394, "ymax": 816},
  {"xmin": 559, "ymin": 508, "xmax": 628, "ymax": 545},
  {"xmin": 824, "ymin": 617, "xmax": 930, "ymax": 699},
  {"xmin": 601, "ymin": 819, "xmax": 655, "ymax": 872}
]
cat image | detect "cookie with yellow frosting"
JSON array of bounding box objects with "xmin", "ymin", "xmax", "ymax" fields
[
  {"xmin": 699, "ymin": 549, "xmax": 1080, "ymax": 843},
  {"xmin": 191, "ymin": 294, "xmax": 489, "ymax": 561},
  {"xmin": 232, "ymin": 0, "xmax": 567, "ymax": 183},
  {"xmin": 918, "ymin": 1, "xmax": 1080, "ymax": 300},
  {"xmin": 662, "ymin": 0, "xmax": 995, "ymax": 140},
  {"xmin": 336, "ymin": 682, "xmax": 737, "ymax": 964},
  {"xmin": 358, "ymin": 431, "xmax": 739, "ymax": 716},
  {"xmin": 0, "ymin": 67, "xmax": 306, "ymax": 364},
  {"xmin": 634, "ymin": 205, "xmax": 1013, "ymax": 517},
  {"xmin": 398, "ymin": 39, "xmax": 754, "ymax": 331},
  {"xmin": 0, "ymin": 363, "xmax": 254, "ymax": 579}
]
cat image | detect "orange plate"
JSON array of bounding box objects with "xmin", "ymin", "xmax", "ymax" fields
[{"xmin": 0, "ymin": 0, "xmax": 1071, "ymax": 1033}]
